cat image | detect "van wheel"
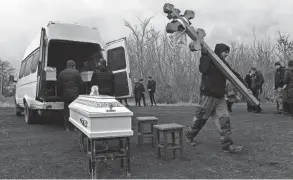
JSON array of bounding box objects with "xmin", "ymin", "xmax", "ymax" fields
[
  {"xmin": 24, "ymin": 102, "xmax": 38, "ymax": 124},
  {"xmin": 15, "ymin": 100, "xmax": 22, "ymax": 116},
  {"xmin": 15, "ymin": 105, "xmax": 22, "ymax": 116}
]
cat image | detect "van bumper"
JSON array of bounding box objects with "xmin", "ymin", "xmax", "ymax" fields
[{"xmin": 29, "ymin": 101, "xmax": 64, "ymax": 110}]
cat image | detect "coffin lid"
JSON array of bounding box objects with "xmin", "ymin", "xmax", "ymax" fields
[{"xmin": 69, "ymin": 95, "xmax": 133, "ymax": 117}]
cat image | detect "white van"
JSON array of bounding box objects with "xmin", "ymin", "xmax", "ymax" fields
[{"xmin": 14, "ymin": 21, "xmax": 133, "ymax": 124}]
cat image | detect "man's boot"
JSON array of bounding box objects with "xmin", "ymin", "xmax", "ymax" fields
[
  {"xmin": 254, "ymin": 105, "xmax": 262, "ymax": 113},
  {"xmin": 227, "ymin": 101, "xmax": 233, "ymax": 112},
  {"xmin": 222, "ymin": 144, "xmax": 243, "ymax": 153}
]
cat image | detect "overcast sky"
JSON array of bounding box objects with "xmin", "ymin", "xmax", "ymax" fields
[{"xmin": 0, "ymin": 0, "xmax": 293, "ymax": 70}]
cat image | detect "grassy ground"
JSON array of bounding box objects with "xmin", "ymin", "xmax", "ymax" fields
[{"xmin": 0, "ymin": 103, "xmax": 293, "ymax": 179}]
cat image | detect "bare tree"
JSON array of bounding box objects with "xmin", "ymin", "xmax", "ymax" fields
[
  {"xmin": 125, "ymin": 17, "xmax": 284, "ymax": 103},
  {"xmin": 0, "ymin": 59, "xmax": 15, "ymax": 97},
  {"xmin": 276, "ymin": 31, "xmax": 293, "ymax": 64}
]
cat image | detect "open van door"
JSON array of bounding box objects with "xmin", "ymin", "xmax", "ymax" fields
[
  {"xmin": 105, "ymin": 37, "xmax": 132, "ymax": 98},
  {"xmin": 36, "ymin": 28, "xmax": 48, "ymax": 101}
]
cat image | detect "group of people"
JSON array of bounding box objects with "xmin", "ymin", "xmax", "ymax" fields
[
  {"xmin": 184, "ymin": 40, "xmax": 293, "ymax": 154},
  {"xmin": 185, "ymin": 42, "xmax": 272, "ymax": 153},
  {"xmin": 56, "ymin": 40, "xmax": 293, "ymax": 155},
  {"xmin": 57, "ymin": 58, "xmax": 158, "ymax": 131},
  {"xmin": 274, "ymin": 61, "xmax": 293, "ymax": 116},
  {"xmin": 57, "ymin": 59, "xmax": 115, "ymax": 131},
  {"xmin": 133, "ymin": 77, "xmax": 157, "ymax": 107},
  {"xmin": 225, "ymin": 67, "xmax": 265, "ymax": 114}
]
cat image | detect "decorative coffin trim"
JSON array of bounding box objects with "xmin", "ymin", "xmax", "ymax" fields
[
  {"xmin": 80, "ymin": 118, "xmax": 88, "ymax": 128},
  {"xmin": 75, "ymin": 99, "xmax": 124, "ymax": 108}
]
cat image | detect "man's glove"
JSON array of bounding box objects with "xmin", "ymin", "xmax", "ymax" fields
[
  {"xmin": 247, "ymin": 89, "xmax": 253, "ymax": 94},
  {"xmin": 201, "ymin": 44, "xmax": 209, "ymax": 55}
]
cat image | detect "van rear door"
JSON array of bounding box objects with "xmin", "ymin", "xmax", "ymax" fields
[
  {"xmin": 105, "ymin": 37, "xmax": 132, "ymax": 98},
  {"xmin": 36, "ymin": 28, "xmax": 48, "ymax": 101}
]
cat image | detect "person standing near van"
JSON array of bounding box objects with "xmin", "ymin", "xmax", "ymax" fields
[
  {"xmin": 133, "ymin": 79, "xmax": 140, "ymax": 106},
  {"xmin": 57, "ymin": 60, "xmax": 83, "ymax": 131},
  {"xmin": 91, "ymin": 59, "xmax": 115, "ymax": 96},
  {"xmin": 147, "ymin": 76, "xmax": 157, "ymax": 106},
  {"xmin": 137, "ymin": 79, "xmax": 146, "ymax": 107}
]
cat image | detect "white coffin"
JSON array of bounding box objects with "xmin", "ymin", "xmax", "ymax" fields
[
  {"xmin": 45, "ymin": 67, "xmax": 57, "ymax": 81},
  {"xmin": 80, "ymin": 71, "xmax": 93, "ymax": 82},
  {"xmin": 69, "ymin": 95, "xmax": 133, "ymax": 139}
]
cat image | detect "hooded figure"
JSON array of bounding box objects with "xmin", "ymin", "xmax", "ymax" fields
[
  {"xmin": 185, "ymin": 43, "xmax": 245, "ymax": 153},
  {"xmin": 91, "ymin": 59, "xmax": 115, "ymax": 96},
  {"xmin": 199, "ymin": 43, "xmax": 247, "ymax": 98},
  {"xmin": 57, "ymin": 60, "xmax": 83, "ymax": 131}
]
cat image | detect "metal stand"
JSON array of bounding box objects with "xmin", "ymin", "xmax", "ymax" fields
[{"xmin": 79, "ymin": 131, "xmax": 131, "ymax": 179}]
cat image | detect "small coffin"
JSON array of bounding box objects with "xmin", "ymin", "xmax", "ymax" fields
[
  {"xmin": 69, "ymin": 95, "xmax": 133, "ymax": 139},
  {"xmin": 80, "ymin": 71, "xmax": 93, "ymax": 82}
]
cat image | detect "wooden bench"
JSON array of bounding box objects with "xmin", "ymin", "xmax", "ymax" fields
[
  {"xmin": 153, "ymin": 123, "xmax": 185, "ymax": 161},
  {"xmin": 136, "ymin": 116, "xmax": 159, "ymax": 147}
]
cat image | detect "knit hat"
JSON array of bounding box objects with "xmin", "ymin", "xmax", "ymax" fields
[
  {"xmin": 66, "ymin": 60, "xmax": 75, "ymax": 67},
  {"xmin": 214, "ymin": 43, "xmax": 230, "ymax": 56},
  {"xmin": 250, "ymin": 67, "xmax": 257, "ymax": 71},
  {"xmin": 288, "ymin": 60, "xmax": 293, "ymax": 67},
  {"xmin": 275, "ymin": 62, "xmax": 281, "ymax": 66}
]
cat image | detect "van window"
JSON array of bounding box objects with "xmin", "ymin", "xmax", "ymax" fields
[
  {"xmin": 19, "ymin": 60, "xmax": 27, "ymax": 79},
  {"xmin": 31, "ymin": 50, "xmax": 40, "ymax": 73},
  {"xmin": 24, "ymin": 55, "xmax": 33, "ymax": 76},
  {"xmin": 107, "ymin": 47, "xmax": 126, "ymax": 71}
]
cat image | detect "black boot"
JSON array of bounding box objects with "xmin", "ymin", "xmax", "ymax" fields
[
  {"xmin": 254, "ymin": 105, "xmax": 262, "ymax": 113},
  {"xmin": 227, "ymin": 101, "xmax": 233, "ymax": 112}
]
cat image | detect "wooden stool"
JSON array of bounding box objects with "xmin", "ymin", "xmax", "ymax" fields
[
  {"xmin": 136, "ymin": 116, "xmax": 158, "ymax": 147},
  {"xmin": 153, "ymin": 123, "xmax": 184, "ymax": 161}
]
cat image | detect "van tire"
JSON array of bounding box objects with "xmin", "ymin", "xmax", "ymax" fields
[
  {"xmin": 16, "ymin": 107, "xmax": 22, "ymax": 116},
  {"xmin": 15, "ymin": 104, "xmax": 22, "ymax": 116},
  {"xmin": 24, "ymin": 102, "xmax": 38, "ymax": 124}
]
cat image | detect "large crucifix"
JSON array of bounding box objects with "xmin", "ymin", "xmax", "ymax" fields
[{"xmin": 163, "ymin": 3, "xmax": 259, "ymax": 106}]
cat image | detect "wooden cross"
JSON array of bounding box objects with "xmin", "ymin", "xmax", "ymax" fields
[{"xmin": 163, "ymin": 3, "xmax": 259, "ymax": 106}]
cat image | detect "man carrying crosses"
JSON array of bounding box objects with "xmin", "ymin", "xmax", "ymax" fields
[{"xmin": 185, "ymin": 43, "xmax": 248, "ymax": 153}]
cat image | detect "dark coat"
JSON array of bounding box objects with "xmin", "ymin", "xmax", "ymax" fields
[
  {"xmin": 57, "ymin": 67, "xmax": 83, "ymax": 101},
  {"xmin": 283, "ymin": 67, "xmax": 293, "ymax": 103},
  {"xmin": 134, "ymin": 82, "xmax": 139, "ymax": 94},
  {"xmin": 251, "ymin": 71, "xmax": 264, "ymax": 92},
  {"xmin": 199, "ymin": 43, "xmax": 247, "ymax": 98},
  {"xmin": 147, "ymin": 80, "xmax": 156, "ymax": 93},
  {"xmin": 245, "ymin": 74, "xmax": 252, "ymax": 90},
  {"xmin": 135, "ymin": 82, "xmax": 145, "ymax": 95},
  {"xmin": 133, "ymin": 82, "xmax": 140, "ymax": 99},
  {"xmin": 91, "ymin": 65, "xmax": 115, "ymax": 96},
  {"xmin": 275, "ymin": 66, "xmax": 286, "ymax": 89}
]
